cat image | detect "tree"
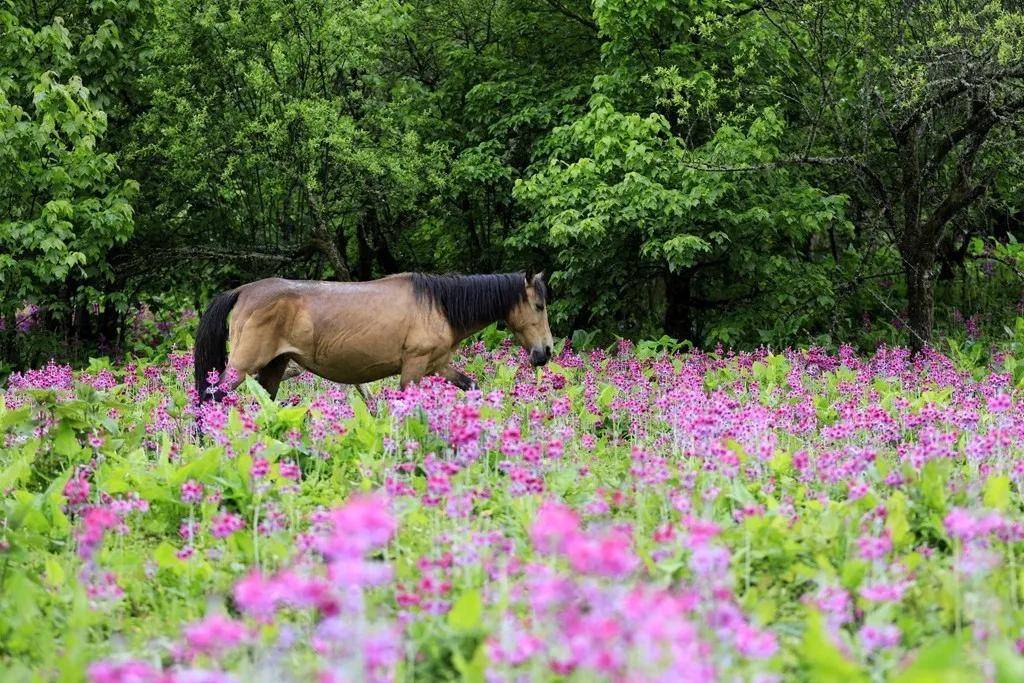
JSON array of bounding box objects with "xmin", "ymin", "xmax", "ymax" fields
[
  {"xmin": 0, "ymin": 5, "xmax": 137, "ymax": 359},
  {"xmin": 125, "ymin": 0, "xmax": 446, "ymax": 290},
  {"xmin": 754, "ymin": 0, "xmax": 1024, "ymax": 351}
]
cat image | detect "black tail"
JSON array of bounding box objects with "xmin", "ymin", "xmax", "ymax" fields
[{"xmin": 194, "ymin": 290, "xmax": 240, "ymax": 403}]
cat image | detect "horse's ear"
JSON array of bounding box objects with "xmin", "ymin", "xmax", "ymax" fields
[{"xmin": 532, "ymin": 271, "xmax": 545, "ymax": 285}]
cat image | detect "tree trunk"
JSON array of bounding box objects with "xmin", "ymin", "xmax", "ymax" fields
[
  {"xmin": 302, "ymin": 186, "xmax": 351, "ymax": 281},
  {"xmin": 663, "ymin": 271, "xmax": 693, "ymax": 342},
  {"xmin": 355, "ymin": 219, "xmax": 373, "ymax": 280},
  {"xmin": 902, "ymin": 245, "xmax": 935, "ymax": 354}
]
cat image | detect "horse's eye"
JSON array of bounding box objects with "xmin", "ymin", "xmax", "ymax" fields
[{"xmin": 534, "ymin": 304, "xmax": 544, "ymax": 312}]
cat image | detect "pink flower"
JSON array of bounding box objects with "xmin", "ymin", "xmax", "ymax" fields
[
  {"xmin": 251, "ymin": 458, "xmax": 269, "ymax": 479},
  {"xmin": 683, "ymin": 517, "xmax": 721, "ymax": 548},
  {"xmin": 689, "ymin": 544, "xmax": 731, "ymax": 578},
  {"xmin": 566, "ymin": 529, "xmax": 638, "ymax": 578},
  {"xmin": 987, "ymin": 392, "xmax": 1011, "ymax": 413},
  {"xmin": 77, "ymin": 507, "xmax": 121, "ymax": 560},
  {"xmin": 859, "ymin": 581, "xmax": 909, "ymax": 603},
  {"xmin": 233, "ymin": 570, "xmax": 277, "ymax": 618},
  {"xmin": 860, "ymin": 624, "xmax": 900, "ymax": 652},
  {"xmin": 182, "ymin": 614, "xmax": 247, "ymax": 658},
  {"xmin": 317, "ymin": 494, "xmax": 395, "ymax": 559},
  {"xmin": 944, "ymin": 507, "xmax": 978, "ymax": 540},
  {"xmin": 856, "ymin": 532, "xmax": 892, "ymax": 560},
  {"xmin": 180, "ymin": 480, "xmax": 203, "ymax": 504},
  {"xmin": 87, "ymin": 659, "xmax": 163, "ymax": 683},
  {"xmin": 210, "ymin": 512, "xmax": 245, "ymax": 539},
  {"xmin": 278, "ymin": 460, "xmax": 301, "ymax": 480},
  {"xmin": 64, "ymin": 471, "xmax": 91, "ymax": 506},
  {"xmin": 531, "ymin": 501, "xmax": 580, "ymax": 554},
  {"xmin": 734, "ymin": 622, "xmax": 778, "ymax": 659}
]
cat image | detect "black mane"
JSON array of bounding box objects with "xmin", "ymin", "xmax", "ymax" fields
[{"xmin": 411, "ymin": 272, "xmax": 546, "ymax": 335}]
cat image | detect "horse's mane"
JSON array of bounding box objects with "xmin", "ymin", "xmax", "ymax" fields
[{"xmin": 410, "ymin": 272, "xmax": 547, "ymax": 335}]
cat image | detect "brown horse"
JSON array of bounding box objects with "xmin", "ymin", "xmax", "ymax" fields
[{"xmin": 194, "ymin": 272, "xmax": 553, "ymax": 402}]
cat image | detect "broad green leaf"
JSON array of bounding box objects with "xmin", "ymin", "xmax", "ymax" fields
[
  {"xmin": 887, "ymin": 491, "xmax": 911, "ymax": 547},
  {"xmin": 983, "ymin": 475, "xmax": 1012, "ymax": 511},
  {"xmin": 53, "ymin": 425, "xmax": 79, "ymax": 456},
  {"xmin": 0, "ymin": 406, "xmax": 32, "ymax": 431},
  {"xmin": 448, "ymin": 589, "xmax": 483, "ymax": 632},
  {"xmin": 799, "ymin": 611, "xmax": 866, "ymax": 683},
  {"xmin": 893, "ymin": 634, "xmax": 976, "ymax": 683},
  {"xmin": 453, "ymin": 643, "xmax": 488, "ymax": 683},
  {"xmin": 44, "ymin": 557, "xmax": 65, "ymax": 588}
]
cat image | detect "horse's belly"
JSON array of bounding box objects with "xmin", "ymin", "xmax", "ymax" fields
[{"xmin": 299, "ymin": 345, "xmax": 403, "ymax": 385}]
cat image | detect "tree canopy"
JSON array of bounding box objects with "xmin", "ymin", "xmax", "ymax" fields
[{"xmin": 2, "ymin": 0, "xmax": 1024, "ymax": 364}]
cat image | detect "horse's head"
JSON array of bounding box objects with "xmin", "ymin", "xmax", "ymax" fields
[{"xmin": 508, "ymin": 272, "xmax": 553, "ymax": 367}]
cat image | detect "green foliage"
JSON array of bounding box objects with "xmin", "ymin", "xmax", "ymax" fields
[
  {"xmin": 515, "ymin": 94, "xmax": 849, "ymax": 340},
  {"xmin": 0, "ymin": 5, "xmax": 137, "ymax": 320},
  {"xmin": 3, "ymin": 0, "xmax": 1024, "ymax": 362}
]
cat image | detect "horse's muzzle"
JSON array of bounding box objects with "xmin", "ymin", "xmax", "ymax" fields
[{"xmin": 530, "ymin": 346, "xmax": 552, "ymax": 367}]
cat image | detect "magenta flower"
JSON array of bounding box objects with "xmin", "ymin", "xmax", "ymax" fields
[
  {"xmin": 689, "ymin": 544, "xmax": 731, "ymax": 578},
  {"xmin": 860, "ymin": 624, "xmax": 900, "ymax": 652},
  {"xmin": 278, "ymin": 460, "xmax": 301, "ymax": 480},
  {"xmin": 855, "ymin": 532, "xmax": 892, "ymax": 560},
  {"xmin": 316, "ymin": 494, "xmax": 396, "ymax": 559},
  {"xmin": 64, "ymin": 471, "xmax": 91, "ymax": 507},
  {"xmin": 180, "ymin": 480, "xmax": 203, "ymax": 504},
  {"xmin": 859, "ymin": 580, "xmax": 910, "ymax": 603},
  {"xmin": 233, "ymin": 570, "xmax": 278, "ymax": 618},
  {"xmin": 86, "ymin": 659, "xmax": 162, "ymax": 683},
  {"xmin": 182, "ymin": 614, "xmax": 248, "ymax": 658},
  {"xmin": 565, "ymin": 528, "xmax": 638, "ymax": 578},
  {"xmin": 531, "ymin": 501, "xmax": 581, "ymax": 554},
  {"xmin": 77, "ymin": 507, "xmax": 121, "ymax": 560},
  {"xmin": 210, "ymin": 512, "xmax": 245, "ymax": 539},
  {"xmin": 944, "ymin": 507, "xmax": 978, "ymax": 541},
  {"xmin": 733, "ymin": 622, "xmax": 778, "ymax": 659},
  {"xmin": 250, "ymin": 458, "xmax": 269, "ymax": 479}
]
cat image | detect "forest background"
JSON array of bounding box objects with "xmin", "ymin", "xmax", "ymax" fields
[{"xmin": 3, "ymin": 0, "xmax": 1024, "ymax": 373}]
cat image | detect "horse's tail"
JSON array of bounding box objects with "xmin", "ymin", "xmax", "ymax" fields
[{"xmin": 194, "ymin": 289, "xmax": 240, "ymax": 403}]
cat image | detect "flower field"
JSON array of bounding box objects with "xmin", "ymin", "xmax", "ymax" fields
[{"xmin": 4, "ymin": 339, "xmax": 1024, "ymax": 682}]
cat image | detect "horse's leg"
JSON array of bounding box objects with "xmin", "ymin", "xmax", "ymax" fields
[
  {"xmin": 349, "ymin": 383, "xmax": 377, "ymax": 416},
  {"xmin": 354, "ymin": 383, "xmax": 372, "ymax": 404},
  {"xmin": 256, "ymin": 355, "xmax": 291, "ymax": 400},
  {"xmin": 224, "ymin": 327, "xmax": 279, "ymax": 393},
  {"xmin": 282, "ymin": 360, "xmax": 305, "ymax": 382},
  {"xmin": 399, "ymin": 355, "xmax": 429, "ymax": 390},
  {"xmin": 437, "ymin": 365, "xmax": 478, "ymax": 391}
]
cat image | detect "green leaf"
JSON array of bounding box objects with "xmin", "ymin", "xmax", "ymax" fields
[
  {"xmin": 993, "ymin": 641, "xmax": 1024, "ymax": 683},
  {"xmin": 53, "ymin": 424, "xmax": 80, "ymax": 456},
  {"xmin": 0, "ymin": 451, "xmax": 34, "ymax": 489},
  {"xmin": 171, "ymin": 446, "xmax": 222, "ymax": 486},
  {"xmin": 447, "ymin": 589, "xmax": 483, "ymax": 632},
  {"xmin": 919, "ymin": 460, "xmax": 949, "ymax": 512},
  {"xmin": 983, "ymin": 475, "xmax": 1011, "ymax": 511},
  {"xmin": 453, "ymin": 642, "xmax": 488, "ymax": 683},
  {"xmin": 153, "ymin": 542, "xmax": 184, "ymax": 571},
  {"xmin": 887, "ymin": 491, "xmax": 911, "ymax": 547},
  {"xmin": 277, "ymin": 405, "xmax": 308, "ymax": 428},
  {"xmin": 44, "ymin": 556, "xmax": 65, "ymax": 588},
  {"xmin": 799, "ymin": 610, "xmax": 866, "ymax": 683},
  {"xmin": 893, "ymin": 634, "xmax": 976, "ymax": 682},
  {"xmin": 0, "ymin": 406, "xmax": 32, "ymax": 431}
]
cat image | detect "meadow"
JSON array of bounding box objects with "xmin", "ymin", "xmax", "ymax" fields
[{"xmin": 3, "ymin": 336, "xmax": 1024, "ymax": 682}]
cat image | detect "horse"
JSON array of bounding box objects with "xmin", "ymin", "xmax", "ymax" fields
[{"xmin": 193, "ymin": 272, "xmax": 553, "ymax": 403}]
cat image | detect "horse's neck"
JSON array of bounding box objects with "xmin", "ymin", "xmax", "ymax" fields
[{"xmin": 452, "ymin": 318, "xmax": 504, "ymax": 344}]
